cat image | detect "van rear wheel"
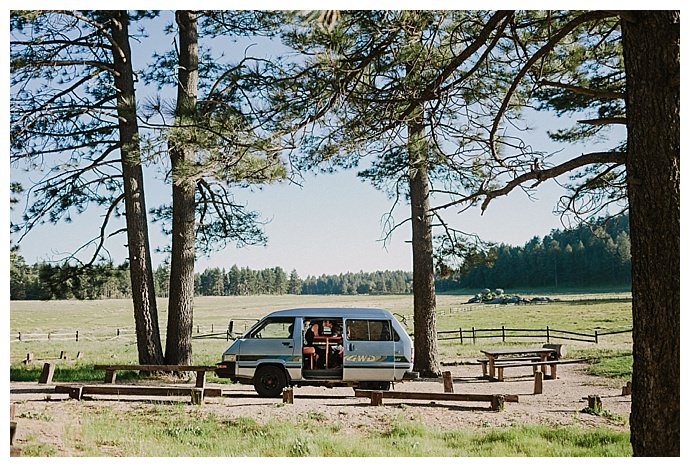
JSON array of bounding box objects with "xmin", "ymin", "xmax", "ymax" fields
[{"xmin": 253, "ymin": 365, "xmax": 287, "ymax": 398}]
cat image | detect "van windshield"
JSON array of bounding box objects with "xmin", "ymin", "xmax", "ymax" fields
[{"xmin": 248, "ymin": 318, "xmax": 294, "ymax": 339}]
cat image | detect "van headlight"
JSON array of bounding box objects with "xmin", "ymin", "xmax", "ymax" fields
[{"xmin": 223, "ymin": 354, "xmax": 237, "ymax": 362}]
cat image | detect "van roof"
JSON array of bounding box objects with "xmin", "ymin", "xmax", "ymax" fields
[{"xmin": 264, "ymin": 307, "xmax": 395, "ymax": 319}]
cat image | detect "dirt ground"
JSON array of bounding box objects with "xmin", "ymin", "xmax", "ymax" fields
[{"xmin": 9, "ymin": 362, "xmax": 631, "ymax": 456}]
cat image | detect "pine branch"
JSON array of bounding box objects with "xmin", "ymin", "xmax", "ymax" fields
[
  {"xmin": 538, "ymin": 79, "xmax": 625, "ymax": 100},
  {"xmin": 430, "ymin": 151, "xmax": 626, "ymax": 214}
]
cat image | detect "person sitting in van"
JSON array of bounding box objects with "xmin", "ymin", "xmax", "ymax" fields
[{"xmin": 304, "ymin": 320, "xmax": 326, "ymax": 369}]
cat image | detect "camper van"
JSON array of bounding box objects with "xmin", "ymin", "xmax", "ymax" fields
[{"xmin": 215, "ymin": 308, "xmax": 417, "ymax": 397}]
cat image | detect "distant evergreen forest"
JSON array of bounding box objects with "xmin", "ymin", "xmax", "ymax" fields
[
  {"xmin": 10, "ymin": 215, "xmax": 630, "ymax": 300},
  {"xmin": 437, "ymin": 214, "xmax": 631, "ymax": 291}
]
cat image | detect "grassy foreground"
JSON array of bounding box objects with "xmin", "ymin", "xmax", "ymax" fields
[{"xmin": 19, "ymin": 404, "xmax": 631, "ymax": 457}]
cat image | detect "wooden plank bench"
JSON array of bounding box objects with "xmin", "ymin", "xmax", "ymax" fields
[
  {"xmin": 493, "ymin": 358, "xmax": 588, "ymax": 381},
  {"xmin": 93, "ymin": 365, "xmax": 217, "ymax": 388},
  {"xmin": 354, "ymin": 389, "xmax": 518, "ymax": 411},
  {"xmin": 54, "ymin": 384, "xmax": 222, "ymax": 404},
  {"xmin": 477, "ymin": 357, "xmax": 541, "ymax": 377}
]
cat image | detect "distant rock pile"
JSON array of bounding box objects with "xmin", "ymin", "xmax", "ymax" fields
[{"xmin": 467, "ymin": 288, "xmax": 559, "ymax": 305}]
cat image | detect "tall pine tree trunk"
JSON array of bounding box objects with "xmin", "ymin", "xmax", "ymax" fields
[
  {"xmin": 404, "ymin": 14, "xmax": 440, "ymax": 378},
  {"xmin": 109, "ymin": 11, "xmax": 164, "ymax": 364},
  {"xmin": 165, "ymin": 10, "xmax": 198, "ymax": 365},
  {"xmin": 622, "ymin": 10, "xmax": 680, "ymax": 457},
  {"xmin": 408, "ymin": 108, "xmax": 440, "ymax": 378}
]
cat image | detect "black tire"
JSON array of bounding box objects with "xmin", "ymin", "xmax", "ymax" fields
[
  {"xmin": 253, "ymin": 365, "xmax": 287, "ymax": 398},
  {"xmin": 359, "ymin": 381, "xmax": 390, "ymax": 391}
]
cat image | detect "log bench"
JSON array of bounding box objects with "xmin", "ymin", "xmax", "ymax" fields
[
  {"xmin": 93, "ymin": 365, "xmax": 217, "ymax": 388},
  {"xmin": 54, "ymin": 384, "xmax": 222, "ymax": 405},
  {"xmin": 493, "ymin": 358, "xmax": 588, "ymax": 381},
  {"xmin": 354, "ymin": 389, "xmax": 518, "ymax": 411}
]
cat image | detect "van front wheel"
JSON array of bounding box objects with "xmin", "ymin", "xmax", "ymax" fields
[{"xmin": 253, "ymin": 365, "xmax": 287, "ymax": 398}]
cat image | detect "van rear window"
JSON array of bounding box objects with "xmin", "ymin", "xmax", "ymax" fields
[{"xmin": 346, "ymin": 319, "xmax": 397, "ymax": 341}]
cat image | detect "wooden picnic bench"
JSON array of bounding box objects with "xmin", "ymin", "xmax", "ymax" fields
[
  {"xmin": 54, "ymin": 384, "xmax": 222, "ymax": 404},
  {"xmin": 477, "ymin": 356, "xmax": 542, "ymax": 377},
  {"xmin": 93, "ymin": 365, "xmax": 217, "ymax": 388},
  {"xmin": 354, "ymin": 389, "xmax": 518, "ymax": 411},
  {"xmin": 493, "ymin": 358, "xmax": 588, "ymax": 381},
  {"xmin": 480, "ymin": 347, "xmax": 557, "ymax": 380}
]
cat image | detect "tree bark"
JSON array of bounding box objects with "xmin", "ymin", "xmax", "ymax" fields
[
  {"xmin": 109, "ymin": 11, "xmax": 164, "ymax": 365},
  {"xmin": 622, "ymin": 10, "xmax": 680, "ymax": 457},
  {"xmin": 408, "ymin": 110, "xmax": 441, "ymax": 378},
  {"xmin": 165, "ymin": 11, "xmax": 199, "ymax": 366}
]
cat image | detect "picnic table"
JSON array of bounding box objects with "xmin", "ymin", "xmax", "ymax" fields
[{"xmin": 480, "ymin": 347, "xmax": 556, "ymax": 381}]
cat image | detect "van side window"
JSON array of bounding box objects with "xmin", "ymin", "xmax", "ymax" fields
[
  {"xmin": 249, "ymin": 318, "xmax": 294, "ymax": 339},
  {"xmin": 346, "ymin": 319, "xmax": 396, "ymax": 341}
]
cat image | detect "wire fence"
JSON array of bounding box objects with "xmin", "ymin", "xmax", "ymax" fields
[
  {"xmin": 437, "ymin": 325, "xmax": 632, "ymax": 344},
  {"xmin": 11, "ymin": 318, "xmax": 260, "ymax": 344}
]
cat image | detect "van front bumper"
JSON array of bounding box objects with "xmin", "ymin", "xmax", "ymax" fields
[{"xmin": 215, "ymin": 362, "xmax": 236, "ymax": 379}]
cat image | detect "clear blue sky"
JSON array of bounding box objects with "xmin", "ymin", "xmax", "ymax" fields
[{"xmin": 7, "ymin": 9, "xmax": 626, "ymax": 278}]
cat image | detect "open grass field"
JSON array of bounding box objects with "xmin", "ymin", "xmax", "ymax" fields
[
  {"xmin": 10, "ymin": 292, "xmax": 633, "ymax": 367},
  {"xmin": 9, "ymin": 292, "xmax": 634, "ymax": 457}
]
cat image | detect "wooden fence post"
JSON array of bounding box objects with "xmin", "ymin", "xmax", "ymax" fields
[
  {"xmin": 191, "ymin": 388, "xmax": 204, "ymax": 405},
  {"xmin": 622, "ymin": 381, "xmax": 632, "ymax": 396},
  {"xmin": 282, "ymin": 388, "xmax": 294, "ymax": 404},
  {"xmin": 501, "ymin": 326, "xmax": 505, "ymax": 342},
  {"xmin": 533, "ymin": 370, "xmax": 543, "ymax": 394},
  {"xmin": 228, "ymin": 320, "xmax": 234, "ymax": 334},
  {"xmin": 442, "ymin": 371, "xmax": 454, "ymax": 393},
  {"xmin": 472, "ymin": 327, "xmax": 476, "ymax": 345},
  {"xmin": 546, "ymin": 326, "xmax": 550, "ymax": 343},
  {"xmin": 370, "ymin": 391, "xmax": 384, "ymax": 406},
  {"xmin": 76, "ymin": 330, "xmax": 79, "ymax": 342},
  {"xmin": 38, "ymin": 362, "xmax": 55, "ymax": 384},
  {"xmin": 23, "ymin": 353, "xmax": 33, "ymax": 364},
  {"xmin": 459, "ymin": 327, "xmax": 463, "ymax": 344},
  {"xmin": 18, "ymin": 332, "xmax": 21, "ymax": 342},
  {"xmin": 59, "ymin": 351, "xmax": 67, "ymax": 360},
  {"xmin": 594, "ymin": 330, "xmax": 599, "ymax": 344}
]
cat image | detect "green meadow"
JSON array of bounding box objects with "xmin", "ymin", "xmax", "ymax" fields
[{"xmin": 10, "ymin": 293, "xmax": 633, "ymax": 456}]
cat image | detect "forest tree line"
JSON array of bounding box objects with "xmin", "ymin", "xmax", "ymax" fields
[
  {"xmin": 437, "ymin": 214, "xmax": 632, "ymax": 290},
  {"xmin": 10, "ymin": 215, "xmax": 630, "ymax": 300}
]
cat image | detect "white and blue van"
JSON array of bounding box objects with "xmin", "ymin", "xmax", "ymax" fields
[{"xmin": 215, "ymin": 308, "xmax": 417, "ymax": 397}]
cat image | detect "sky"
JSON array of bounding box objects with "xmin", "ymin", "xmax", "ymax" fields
[{"xmin": 6, "ymin": 8, "xmax": 631, "ymax": 279}]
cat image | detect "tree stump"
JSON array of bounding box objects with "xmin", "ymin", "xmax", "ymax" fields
[
  {"xmin": 491, "ymin": 394, "xmax": 505, "ymax": 412},
  {"xmin": 588, "ymin": 395, "xmax": 602, "ymax": 413}
]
